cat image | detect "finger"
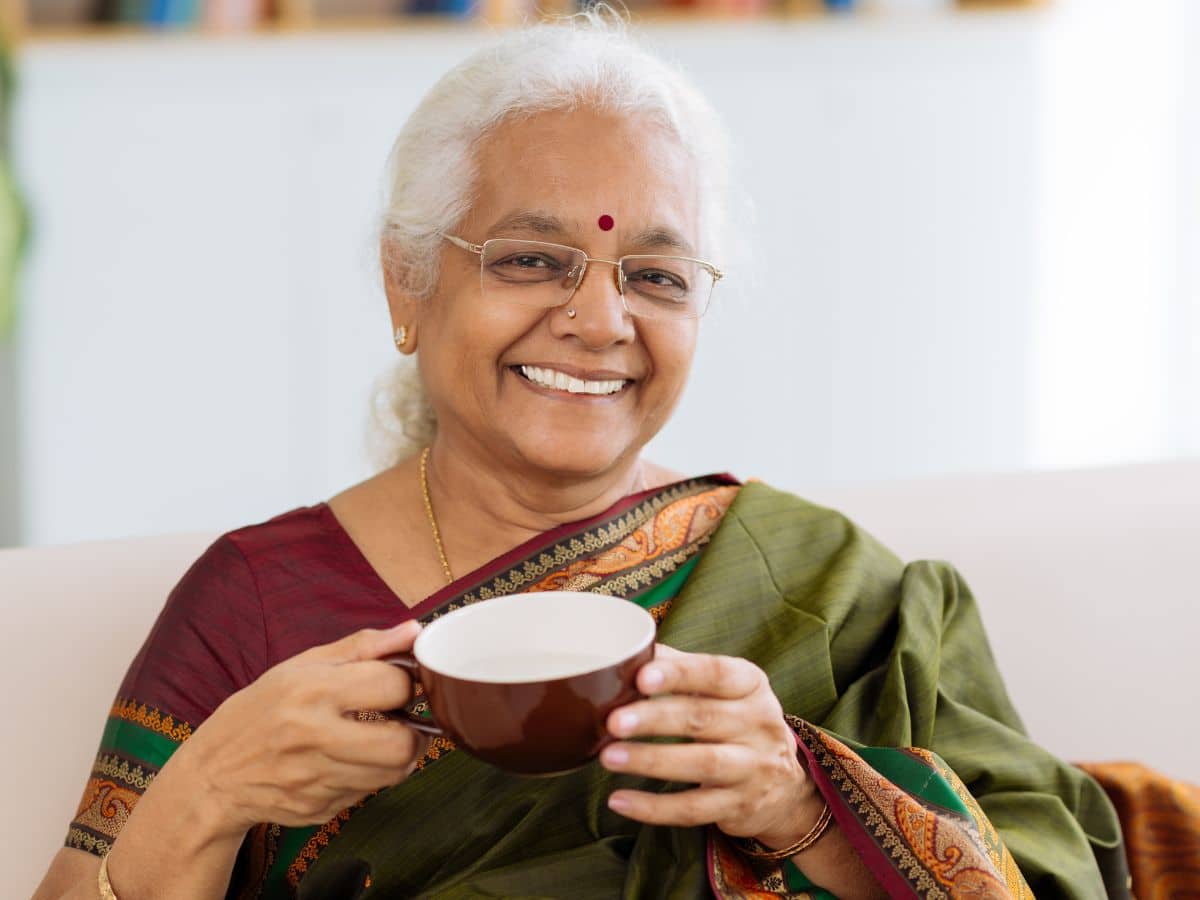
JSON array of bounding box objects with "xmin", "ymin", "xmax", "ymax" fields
[
  {"xmin": 308, "ymin": 754, "xmax": 420, "ymax": 794},
  {"xmin": 320, "ymin": 716, "xmax": 428, "ymax": 771},
  {"xmin": 607, "ymin": 786, "xmax": 740, "ymax": 828},
  {"xmin": 299, "ymin": 621, "xmax": 423, "ymax": 665},
  {"xmin": 331, "ymin": 761, "xmax": 423, "ymax": 795},
  {"xmin": 600, "ymin": 740, "xmax": 757, "ymax": 786},
  {"xmin": 320, "ymin": 660, "xmax": 415, "ymax": 715},
  {"xmin": 637, "ymin": 649, "xmax": 764, "ymax": 700},
  {"xmin": 607, "ymin": 696, "xmax": 751, "ymax": 742}
]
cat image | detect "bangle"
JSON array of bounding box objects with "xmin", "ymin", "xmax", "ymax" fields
[
  {"xmin": 733, "ymin": 801, "xmax": 833, "ymax": 861},
  {"xmin": 98, "ymin": 852, "xmax": 120, "ymax": 900}
]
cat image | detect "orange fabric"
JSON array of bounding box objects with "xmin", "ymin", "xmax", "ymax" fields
[{"xmin": 1078, "ymin": 762, "xmax": 1200, "ymax": 899}]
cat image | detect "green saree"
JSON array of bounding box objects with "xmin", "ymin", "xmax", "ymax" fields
[
  {"xmin": 69, "ymin": 476, "xmax": 1127, "ymax": 898},
  {"xmin": 297, "ymin": 480, "xmax": 1126, "ymax": 899}
]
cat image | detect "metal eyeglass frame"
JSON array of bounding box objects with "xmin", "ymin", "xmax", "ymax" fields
[{"xmin": 440, "ymin": 233, "xmax": 724, "ymax": 319}]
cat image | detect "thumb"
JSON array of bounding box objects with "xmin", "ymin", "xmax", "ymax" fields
[{"xmin": 306, "ymin": 621, "xmax": 423, "ymax": 665}]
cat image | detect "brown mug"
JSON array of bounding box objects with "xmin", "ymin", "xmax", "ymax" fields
[{"xmin": 386, "ymin": 591, "xmax": 655, "ymax": 776}]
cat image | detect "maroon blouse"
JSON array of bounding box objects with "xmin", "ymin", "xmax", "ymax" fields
[{"xmin": 120, "ymin": 504, "xmax": 410, "ymax": 733}]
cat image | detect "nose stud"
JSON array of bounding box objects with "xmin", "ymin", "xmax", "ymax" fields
[{"xmin": 566, "ymin": 308, "xmax": 577, "ymax": 319}]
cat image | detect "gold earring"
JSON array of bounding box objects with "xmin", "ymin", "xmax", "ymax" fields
[{"xmin": 394, "ymin": 325, "xmax": 409, "ymax": 349}]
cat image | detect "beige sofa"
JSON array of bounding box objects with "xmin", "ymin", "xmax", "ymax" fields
[{"xmin": 4, "ymin": 461, "xmax": 1198, "ymax": 897}]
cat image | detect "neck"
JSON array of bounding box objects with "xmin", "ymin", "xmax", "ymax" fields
[{"xmin": 422, "ymin": 432, "xmax": 650, "ymax": 575}]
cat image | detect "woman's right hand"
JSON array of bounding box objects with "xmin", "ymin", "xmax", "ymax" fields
[
  {"xmin": 175, "ymin": 620, "xmax": 428, "ymax": 838},
  {"xmin": 32, "ymin": 622, "xmax": 427, "ymax": 900}
]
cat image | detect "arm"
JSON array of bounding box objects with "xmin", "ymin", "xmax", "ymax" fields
[
  {"xmin": 36, "ymin": 536, "xmax": 262, "ymax": 900},
  {"xmin": 33, "ymin": 743, "xmax": 245, "ymax": 900},
  {"xmin": 35, "ymin": 623, "xmax": 426, "ymax": 900}
]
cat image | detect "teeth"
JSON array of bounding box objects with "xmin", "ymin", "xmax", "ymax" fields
[{"xmin": 519, "ymin": 366, "xmax": 627, "ymax": 395}]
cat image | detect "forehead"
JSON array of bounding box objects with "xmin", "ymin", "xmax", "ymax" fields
[{"xmin": 465, "ymin": 108, "xmax": 701, "ymax": 245}]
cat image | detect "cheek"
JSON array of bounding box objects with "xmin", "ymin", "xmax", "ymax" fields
[
  {"xmin": 645, "ymin": 325, "xmax": 699, "ymax": 396},
  {"xmin": 428, "ymin": 287, "xmax": 538, "ymax": 364}
]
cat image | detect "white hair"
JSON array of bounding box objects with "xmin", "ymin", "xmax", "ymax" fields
[{"xmin": 368, "ymin": 6, "xmax": 733, "ymax": 469}]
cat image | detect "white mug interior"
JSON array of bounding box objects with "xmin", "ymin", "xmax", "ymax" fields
[{"xmin": 413, "ymin": 591, "xmax": 655, "ymax": 683}]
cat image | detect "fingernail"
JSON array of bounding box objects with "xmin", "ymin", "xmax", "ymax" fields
[
  {"xmin": 616, "ymin": 711, "xmax": 638, "ymax": 734},
  {"xmin": 642, "ymin": 667, "xmax": 664, "ymax": 690},
  {"xmin": 608, "ymin": 794, "xmax": 631, "ymax": 813},
  {"xmin": 603, "ymin": 745, "xmax": 629, "ymax": 766}
]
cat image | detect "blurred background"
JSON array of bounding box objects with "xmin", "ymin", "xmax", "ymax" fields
[{"xmin": 0, "ymin": 0, "xmax": 1195, "ymax": 547}]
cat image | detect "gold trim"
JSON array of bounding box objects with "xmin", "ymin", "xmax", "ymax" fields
[
  {"xmin": 91, "ymin": 754, "xmax": 155, "ymax": 791},
  {"xmin": 66, "ymin": 826, "xmax": 112, "ymax": 856},
  {"xmin": 109, "ymin": 699, "xmax": 193, "ymax": 742},
  {"xmin": 424, "ymin": 479, "xmax": 723, "ymax": 624},
  {"xmin": 787, "ymin": 718, "xmax": 1024, "ymax": 898},
  {"xmin": 286, "ymin": 797, "xmax": 373, "ymax": 888}
]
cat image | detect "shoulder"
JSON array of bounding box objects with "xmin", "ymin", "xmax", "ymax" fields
[
  {"xmin": 120, "ymin": 505, "xmax": 348, "ymax": 720},
  {"xmin": 165, "ymin": 505, "xmax": 337, "ymax": 606},
  {"xmin": 722, "ymin": 481, "xmax": 899, "ymax": 564},
  {"xmin": 718, "ymin": 482, "xmax": 980, "ymax": 625},
  {"xmin": 149, "ymin": 505, "xmax": 343, "ymax": 659},
  {"xmin": 224, "ymin": 503, "xmax": 341, "ymax": 559},
  {"xmin": 705, "ymin": 481, "xmax": 907, "ymax": 611}
]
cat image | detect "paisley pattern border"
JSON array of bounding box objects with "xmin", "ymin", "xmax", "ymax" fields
[
  {"xmin": 66, "ymin": 704, "xmax": 191, "ymax": 857},
  {"xmin": 708, "ymin": 717, "xmax": 1033, "ymax": 899}
]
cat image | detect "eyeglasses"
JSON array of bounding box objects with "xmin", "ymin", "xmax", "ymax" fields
[{"xmin": 441, "ymin": 233, "xmax": 724, "ymax": 321}]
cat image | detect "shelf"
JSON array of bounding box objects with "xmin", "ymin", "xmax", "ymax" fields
[{"xmin": 4, "ymin": 0, "xmax": 1046, "ymax": 47}]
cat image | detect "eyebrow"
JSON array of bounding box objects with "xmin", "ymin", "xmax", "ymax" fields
[
  {"xmin": 487, "ymin": 210, "xmax": 696, "ymax": 257},
  {"xmin": 488, "ymin": 210, "xmax": 570, "ymax": 238},
  {"xmin": 626, "ymin": 226, "xmax": 694, "ymax": 257}
]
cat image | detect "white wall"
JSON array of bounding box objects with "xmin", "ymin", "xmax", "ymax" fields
[
  {"xmin": 659, "ymin": 15, "xmax": 1042, "ymax": 491},
  {"xmin": 7, "ymin": 8, "xmax": 1195, "ymax": 546},
  {"xmin": 1030, "ymin": 0, "xmax": 1182, "ymax": 468},
  {"xmin": 1176, "ymin": 1, "xmax": 1200, "ymax": 455}
]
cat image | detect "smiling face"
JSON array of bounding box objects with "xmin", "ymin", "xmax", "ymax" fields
[{"xmin": 388, "ymin": 107, "xmax": 704, "ymax": 481}]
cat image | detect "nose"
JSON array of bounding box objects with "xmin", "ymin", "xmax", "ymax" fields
[{"xmin": 552, "ymin": 259, "xmax": 635, "ymax": 348}]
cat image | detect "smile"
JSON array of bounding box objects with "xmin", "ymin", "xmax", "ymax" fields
[{"xmin": 514, "ymin": 365, "xmax": 631, "ymax": 396}]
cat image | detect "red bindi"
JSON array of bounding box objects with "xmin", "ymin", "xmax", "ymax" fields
[{"xmin": 597, "ymin": 214, "xmax": 614, "ymax": 231}]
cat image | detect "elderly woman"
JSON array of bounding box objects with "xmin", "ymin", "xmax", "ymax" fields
[{"xmin": 36, "ymin": 14, "xmax": 1125, "ymax": 900}]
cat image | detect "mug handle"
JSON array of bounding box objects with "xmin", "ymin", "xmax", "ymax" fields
[{"xmin": 381, "ymin": 652, "xmax": 445, "ymax": 737}]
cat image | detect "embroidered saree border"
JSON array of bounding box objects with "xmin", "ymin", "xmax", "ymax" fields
[
  {"xmin": 404, "ymin": 476, "xmax": 739, "ymax": 622},
  {"xmin": 711, "ymin": 717, "xmax": 1033, "ymax": 900},
  {"xmin": 708, "ymin": 720, "xmax": 1034, "ymax": 899},
  {"xmin": 66, "ymin": 701, "xmax": 191, "ymax": 857},
  {"xmin": 707, "ymin": 828, "xmax": 827, "ymax": 899},
  {"xmin": 273, "ymin": 477, "xmax": 741, "ymax": 896},
  {"xmin": 109, "ymin": 697, "xmax": 193, "ymax": 742}
]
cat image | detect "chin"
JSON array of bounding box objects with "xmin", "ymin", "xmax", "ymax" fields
[{"xmin": 506, "ymin": 429, "xmax": 638, "ymax": 481}]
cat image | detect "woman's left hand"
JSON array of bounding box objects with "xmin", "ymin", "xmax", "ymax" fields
[{"xmin": 601, "ymin": 644, "xmax": 820, "ymax": 849}]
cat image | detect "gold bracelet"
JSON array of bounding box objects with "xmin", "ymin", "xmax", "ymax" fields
[
  {"xmin": 734, "ymin": 801, "xmax": 834, "ymax": 861},
  {"xmin": 98, "ymin": 852, "xmax": 119, "ymax": 900}
]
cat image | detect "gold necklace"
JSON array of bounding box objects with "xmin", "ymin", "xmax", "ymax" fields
[{"xmin": 419, "ymin": 447, "xmax": 454, "ymax": 585}]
